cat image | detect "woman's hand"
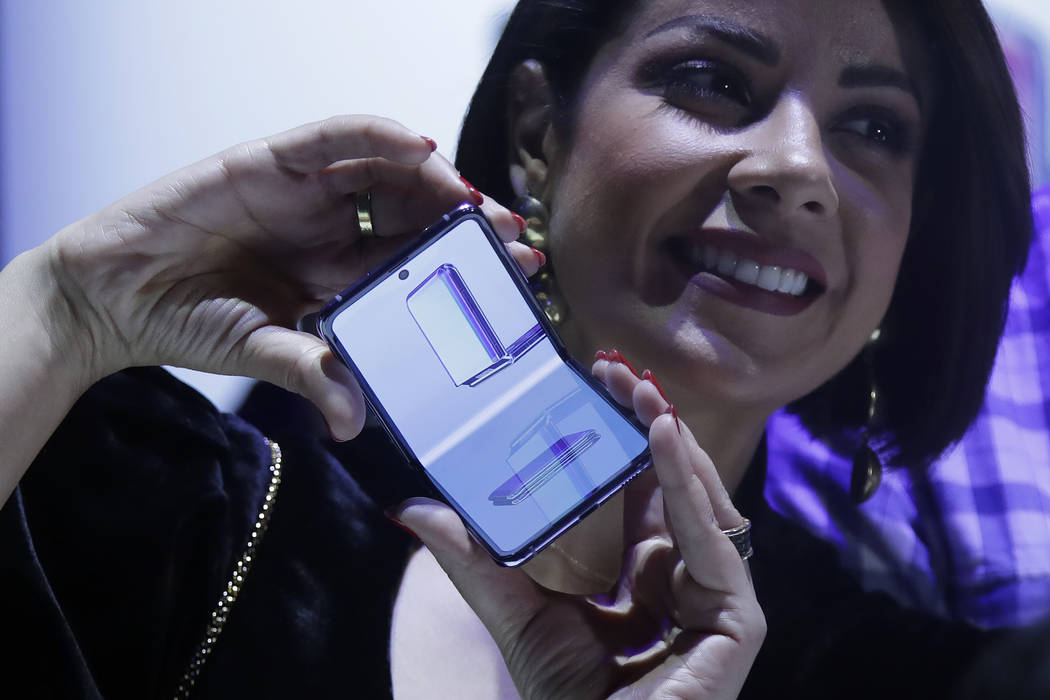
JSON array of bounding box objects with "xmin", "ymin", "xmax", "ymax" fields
[
  {"xmin": 38, "ymin": 115, "xmax": 530, "ymax": 438},
  {"xmin": 397, "ymin": 360, "xmax": 765, "ymax": 699}
]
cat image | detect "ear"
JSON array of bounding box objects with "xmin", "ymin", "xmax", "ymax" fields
[{"xmin": 506, "ymin": 59, "xmax": 560, "ymax": 200}]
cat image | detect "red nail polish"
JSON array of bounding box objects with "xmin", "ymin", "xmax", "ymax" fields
[
  {"xmin": 459, "ymin": 176, "xmax": 484, "ymax": 205},
  {"xmin": 384, "ymin": 513, "xmax": 419, "ymax": 540},
  {"xmin": 511, "ymin": 212, "xmax": 527, "ymax": 234},
  {"xmin": 422, "ymin": 136, "xmax": 437, "ymax": 152},
  {"xmin": 669, "ymin": 404, "xmax": 682, "ymax": 435},
  {"xmin": 533, "ymin": 249, "xmax": 547, "ymax": 267},
  {"xmin": 641, "ymin": 368, "xmax": 672, "ymax": 405},
  {"xmin": 609, "ymin": 349, "xmax": 641, "ymax": 378},
  {"xmin": 595, "ymin": 350, "xmax": 610, "ymax": 361}
]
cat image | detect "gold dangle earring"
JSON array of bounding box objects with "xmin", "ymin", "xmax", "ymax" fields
[
  {"xmin": 851, "ymin": 328, "xmax": 883, "ymax": 504},
  {"xmin": 513, "ymin": 194, "xmax": 567, "ymax": 325}
]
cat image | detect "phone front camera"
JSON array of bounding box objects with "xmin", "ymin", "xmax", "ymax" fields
[{"xmin": 398, "ymin": 269, "xmax": 410, "ymax": 280}]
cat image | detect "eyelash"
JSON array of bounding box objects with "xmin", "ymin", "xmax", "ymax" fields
[
  {"xmin": 649, "ymin": 59, "xmax": 914, "ymax": 155},
  {"xmin": 833, "ymin": 106, "xmax": 913, "ymax": 155},
  {"xmin": 662, "ymin": 60, "xmax": 752, "ymax": 108}
]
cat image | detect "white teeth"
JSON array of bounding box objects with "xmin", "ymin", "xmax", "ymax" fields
[
  {"xmin": 734, "ymin": 259, "xmax": 760, "ymax": 285},
  {"xmin": 757, "ymin": 265, "xmax": 781, "ymax": 291},
  {"xmin": 791, "ymin": 272, "xmax": 808, "ymax": 295},
  {"xmin": 691, "ymin": 243, "xmax": 812, "ymax": 297},
  {"xmin": 717, "ymin": 250, "xmax": 738, "ymax": 276}
]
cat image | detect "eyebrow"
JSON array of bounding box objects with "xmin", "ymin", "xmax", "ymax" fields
[
  {"xmin": 647, "ymin": 16, "xmax": 922, "ymax": 108},
  {"xmin": 644, "ymin": 15, "xmax": 780, "ymax": 66},
  {"xmin": 840, "ymin": 65, "xmax": 921, "ymax": 104}
]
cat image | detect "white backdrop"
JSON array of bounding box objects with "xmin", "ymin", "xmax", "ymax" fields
[
  {"xmin": 0, "ymin": 0, "xmax": 1044, "ymax": 409},
  {"xmin": 0, "ymin": 0, "xmax": 515, "ymax": 408}
]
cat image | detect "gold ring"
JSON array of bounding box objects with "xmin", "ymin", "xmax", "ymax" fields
[
  {"xmin": 722, "ymin": 518, "xmax": 753, "ymax": 560},
  {"xmin": 355, "ymin": 190, "xmax": 374, "ymax": 237}
]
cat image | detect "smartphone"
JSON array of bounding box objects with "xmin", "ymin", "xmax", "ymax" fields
[{"xmin": 317, "ymin": 204, "xmax": 651, "ymax": 566}]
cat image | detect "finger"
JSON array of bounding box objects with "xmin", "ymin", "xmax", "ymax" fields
[
  {"xmin": 591, "ymin": 355, "xmax": 610, "ymax": 384},
  {"xmin": 266, "ymin": 115, "xmax": 438, "ymax": 173},
  {"xmin": 478, "ymin": 198, "xmax": 528, "ymax": 244},
  {"xmin": 648, "ymin": 414, "xmax": 750, "ymax": 593},
  {"xmin": 395, "ymin": 498, "xmax": 548, "ymax": 640},
  {"xmin": 591, "ymin": 355, "xmax": 669, "ymax": 427},
  {"xmin": 319, "ymin": 155, "xmax": 468, "ymax": 216},
  {"xmin": 668, "ymin": 557, "xmax": 760, "ymax": 629},
  {"xmin": 631, "ymin": 375, "xmax": 671, "ymax": 427},
  {"xmin": 596, "ymin": 358, "xmax": 643, "ymax": 409},
  {"xmin": 613, "ymin": 535, "xmax": 677, "ymax": 618},
  {"xmin": 228, "ymin": 326, "xmax": 367, "ymax": 441},
  {"xmin": 320, "ymin": 147, "xmax": 461, "ymax": 194},
  {"xmin": 507, "ymin": 241, "xmax": 545, "ymax": 277},
  {"xmin": 632, "ymin": 380, "xmax": 738, "ymax": 529}
]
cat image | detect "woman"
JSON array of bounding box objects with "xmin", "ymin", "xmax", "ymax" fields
[
  {"xmin": 393, "ymin": 0, "xmax": 1032, "ymax": 697},
  {"xmin": 0, "ymin": 0, "xmax": 1030, "ymax": 699}
]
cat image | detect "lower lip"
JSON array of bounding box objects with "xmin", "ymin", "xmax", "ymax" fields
[{"xmin": 689, "ymin": 271, "xmax": 817, "ymax": 316}]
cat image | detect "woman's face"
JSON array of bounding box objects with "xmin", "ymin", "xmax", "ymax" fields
[{"xmin": 541, "ymin": 0, "xmax": 927, "ymax": 414}]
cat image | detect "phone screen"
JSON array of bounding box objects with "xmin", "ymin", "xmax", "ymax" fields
[{"xmin": 321, "ymin": 207, "xmax": 649, "ymax": 564}]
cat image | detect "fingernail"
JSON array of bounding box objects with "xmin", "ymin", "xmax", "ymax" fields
[
  {"xmin": 511, "ymin": 212, "xmax": 527, "ymax": 234},
  {"xmin": 641, "ymin": 368, "xmax": 671, "ymax": 406},
  {"xmin": 608, "ymin": 349, "xmax": 641, "ymax": 378},
  {"xmin": 459, "ymin": 176, "xmax": 484, "ymax": 205},
  {"xmin": 666, "ymin": 403, "xmax": 682, "ymax": 435},
  {"xmin": 595, "ymin": 350, "xmax": 610, "ymax": 361},
  {"xmin": 384, "ymin": 513, "xmax": 419, "ymax": 540},
  {"xmin": 422, "ymin": 136, "xmax": 437, "ymax": 152},
  {"xmin": 533, "ymin": 249, "xmax": 547, "ymax": 267}
]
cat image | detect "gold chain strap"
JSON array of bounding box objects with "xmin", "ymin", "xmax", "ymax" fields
[{"xmin": 173, "ymin": 438, "xmax": 283, "ymax": 700}]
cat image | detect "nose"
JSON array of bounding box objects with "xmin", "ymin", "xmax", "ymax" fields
[{"xmin": 727, "ymin": 96, "xmax": 839, "ymax": 218}]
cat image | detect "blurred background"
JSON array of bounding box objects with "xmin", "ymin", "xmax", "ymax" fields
[{"xmin": 1, "ymin": 0, "xmax": 1045, "ymax": 408}]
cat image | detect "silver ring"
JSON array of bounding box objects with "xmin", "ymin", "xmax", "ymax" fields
[
  {"xmin": 722, "ymin": 518, "xmax": 753, "ymax": 560},
  {"xmin": 355, "ymin": 190, "xmax": 374, "ymax": 237}
]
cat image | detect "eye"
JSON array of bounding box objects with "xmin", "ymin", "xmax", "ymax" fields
[
  {"xmin": 644, "ymin": 58, "xmax": 754, "ymax": 126},
  {"xmin": 835, "ymin": 108, "xmax": 913, "ymax": 154},
  {"xmin": 662, "ymin": 60, "xmax": 751, "ymax": 107}
]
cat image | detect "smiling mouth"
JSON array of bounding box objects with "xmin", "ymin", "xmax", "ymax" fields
[{"xmin": 665, "ymin": 238, "xmax": 824, "ymax": 299}]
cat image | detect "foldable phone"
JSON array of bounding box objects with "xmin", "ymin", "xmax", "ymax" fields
[{"xmin": 317, "ymin": 205, "xmax": 650, "ymax": 566}]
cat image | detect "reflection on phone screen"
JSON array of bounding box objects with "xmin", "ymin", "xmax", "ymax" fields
[
  {"xmin": 329, "ymin": 217, "xmax": 648, "ymax": 557},
  {"xmin": 406, "ymin": 263, "xmax": 543, "ymax": 386}
]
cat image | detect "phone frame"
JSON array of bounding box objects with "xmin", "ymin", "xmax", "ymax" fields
[{"xmin": 316, "ymin": 204, "xmax": 651, "ymax": 566}]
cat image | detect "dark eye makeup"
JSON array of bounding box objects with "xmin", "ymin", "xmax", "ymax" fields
[
  {"xmin": 833, "ymin": 105, "xmax": 914, "ymax": 155},
  {"xmin": 640, "ymin": 53, "xmax": 916, "ymax": 156},
  {"xmin": 662, "ymin": 60, "xmax": 752, "ymax": 107},
  {"xmin": 640, "ymin": 56, "xmax": 754, "ymax": 127}
]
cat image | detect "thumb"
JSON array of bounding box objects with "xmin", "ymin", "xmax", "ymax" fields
[
  {"xmin": 396, "ymin": 498, "xmax": 547, "ymax": 639},
  {"xmin": 233, "ymin": 325, "xmax": 366, "ymax": 440}
]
